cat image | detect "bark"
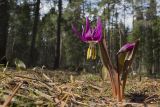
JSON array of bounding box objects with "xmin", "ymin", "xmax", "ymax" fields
[
  {"xmin": 30, "ymin": 0, "xmax": 40, "ymax": 66},
  {"xmin": 0, "ymin": 0, "xmax": 9, "ymax": 64},
  {"xmin": 54, "ymin": 0, "xmax": 62, "ymax": 69}
]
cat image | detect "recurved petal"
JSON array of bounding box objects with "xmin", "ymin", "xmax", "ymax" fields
[
  {"xmin": 85, "ymin": 17, "xmax": 90, "ymax": 33},
  {"xmin": 93, "ymin": 17, "xmax": 102, "ymax": 42}
]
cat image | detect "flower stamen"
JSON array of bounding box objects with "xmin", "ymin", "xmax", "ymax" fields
[
  {"xmin": 87, "ymin": 43, "xmax": 97, "ymax": 60},
  {"xmin": 87, "ymin": 46, "xmax": 91, "ymax": 59}
]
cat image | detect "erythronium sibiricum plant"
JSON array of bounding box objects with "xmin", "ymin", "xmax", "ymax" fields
[
  {"xmin": 100, "ymin": 39, "xmax": 139, "ymax": 102},
  {"xmin": 72, "ymin": 17, "xmax": 102, "ymax": 60},
  {"xmin": 72, "ymin": 17, "xmax": 139, "ymax": 102}
]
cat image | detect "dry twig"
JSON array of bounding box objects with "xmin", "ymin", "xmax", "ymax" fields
[{"xmin": 2, "ymin": 81, "xmax": 23, "ymax": 107}]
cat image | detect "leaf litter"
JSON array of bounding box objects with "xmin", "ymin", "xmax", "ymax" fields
[{"xmin": 0, "ymin": 68, "xmax": 160, "ymax": 107}]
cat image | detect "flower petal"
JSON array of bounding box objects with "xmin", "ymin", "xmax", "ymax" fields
[
  {"xmin": 93, "ymin": 17, "xmax": 102, "ymax": 42},
  {"xmin": 81, "ymin": 25, "xmax": 86, "ymax": 41},
  {"xmin": 85, "ymin": 17, "xmax": 90, "ymax": 33},
  {"xmin": 83, "ymin": 28, "xmax": 92, "ymax": 41},
  {"xmin": 118, "ymin": 43, "xmax": 135, "ymax": 53}
]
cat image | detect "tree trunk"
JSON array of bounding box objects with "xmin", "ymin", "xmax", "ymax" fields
[
  {"xmin": 54, "ymin": 0, "xmax": 62, "ymax": 69},
  {"xmin": 0, "ymin": 0, "xmax": 9, "ymax": 64},
  {"xmin": 30, "ymin": 0, "xmax": 40, "ymax": 66}
]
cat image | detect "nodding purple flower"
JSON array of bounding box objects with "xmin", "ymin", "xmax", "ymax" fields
[
  {"xmin": 118, "ymin": 43, "xmax": 135, "ymax": 54},
  {"xmin": 72, "ymin": 17, "xmax": 102, "ymax": 60}
]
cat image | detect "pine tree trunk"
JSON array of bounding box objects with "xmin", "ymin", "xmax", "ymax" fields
[
  {"xmin": 30, "ymin": 0, "xmax": 40, "ymax": 66},
  {"xmin": 0, "ymin": 0, "xmax": 9, "ymax": 64},
  {"xmin": 54, "ymin": 0, "xmax": 62, "ymax": 69}
]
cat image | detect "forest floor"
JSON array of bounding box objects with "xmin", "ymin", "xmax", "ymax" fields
[{"xmin": 0, "ymin": 68, "xmax": 160, "ymax": 107}]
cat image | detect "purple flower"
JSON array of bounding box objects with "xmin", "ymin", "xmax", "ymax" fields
[
  {"xmin": 72, "ymin": 17, "xmax": 102, "ymax": 59},
  {"xmin": 118, "ymin": 43, "xmax": 135, "ymax": 54},
  {"xmin": 72, "ymin": 17, "xmax": 102, "ymax": 43}
]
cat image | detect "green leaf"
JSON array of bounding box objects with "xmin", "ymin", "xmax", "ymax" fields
[
  {"xmin": 14, "ymin": 58, "xmax": 26, "ymax": 71},
  {"xmin": 101, "ymin": 66, "xmax": 108, "ymax": 81},
  {"xmin": 117, "ymin": 53, "xmax": 126, "ymax": 74}
]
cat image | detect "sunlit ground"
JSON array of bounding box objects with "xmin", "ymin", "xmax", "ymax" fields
[{"xmin": 0, "ymin": 68, "xmax": 160, "ymax": 107}]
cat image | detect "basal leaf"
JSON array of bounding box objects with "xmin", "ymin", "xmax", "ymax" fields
[
  {"xmin": 117, "ymin": 53, "xmax": 127, "ymax": 74},
  {"xmin": 14, "ymin": 58, "xmax": 26, "ymax": 71},
  {"xmin": 101, "ymin": 66, "xmax": 108, "ymax": 81}
]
